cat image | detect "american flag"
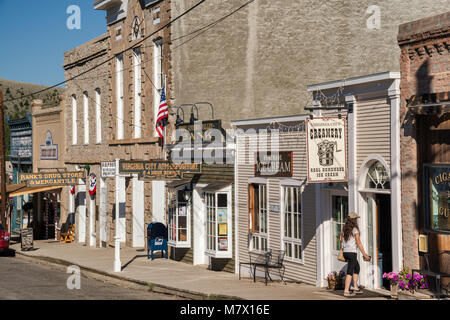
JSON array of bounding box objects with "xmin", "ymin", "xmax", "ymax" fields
[{"xmin": 156, "ymin": 86, "xmax": 168, "ymax": 144}]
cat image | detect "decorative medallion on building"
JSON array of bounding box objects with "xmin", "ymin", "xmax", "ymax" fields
[
  {"xmin": 89, "ymin": 173, "xmax": 97, "ymax": 196},
  {"xmin": 40, "ymin": 130, "xmax": 58, "ymax": 160},
  {"xmin": 132, "ymin": 16, "xmax": 142, "ymax": 40}
]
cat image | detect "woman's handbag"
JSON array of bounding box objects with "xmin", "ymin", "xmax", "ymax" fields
[{"xmin": 338, "ymin": 242, "xmax": 346, "ymax": 262}]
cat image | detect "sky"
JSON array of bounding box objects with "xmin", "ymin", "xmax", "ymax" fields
[{"xmin": 0, "ymin": 0, "xmax": 107, "ymax": 87}]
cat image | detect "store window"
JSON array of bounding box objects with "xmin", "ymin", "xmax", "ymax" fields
[
  {"xmin": 365, "ymin": 161, "xmax": 390, "ymax": 190},
  {"xmin": 205, "ymin": 188, "xmax": 232, "ymax": 258},
  {"xmin": 424, "ymin": 165, "xmax": 450, "ymax": 233},
  {"xmin": 248, "ymin": 184, "xmax": 268, "ymax": 252},
  {"xmin": 332, "ymin": 195, "xmax": 349, "ymax": 251},
  {"xmin": 281, "ymin": 186, "xmax": 303, "ymax": 261},
  {"xmin": 168, "ymin": 188, "xmax": 191, "ymax": 247}
]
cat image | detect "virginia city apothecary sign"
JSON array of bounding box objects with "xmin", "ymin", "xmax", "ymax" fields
[{"xmin": 306, "ymin": 117, "xmax": 347, "ymax": 183}]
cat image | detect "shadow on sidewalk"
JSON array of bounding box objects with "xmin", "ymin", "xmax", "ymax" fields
[{"xmin": 121, "ymin": 254, "xmax": 148, "ymax": 271}]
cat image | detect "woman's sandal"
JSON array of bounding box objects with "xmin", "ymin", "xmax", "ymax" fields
[{"xmin": 353, "ymin": 289, "xmax": 364, "ymax": 294}]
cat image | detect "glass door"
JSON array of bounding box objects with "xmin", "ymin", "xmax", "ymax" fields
[{"xmin": 366, "ymin": 194, "xmax": 379, "ymax": 289}]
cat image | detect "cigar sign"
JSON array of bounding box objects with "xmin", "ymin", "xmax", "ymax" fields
[{"xmin": 306, "ymin": 117, "xmax": 347, "ymax": 183}]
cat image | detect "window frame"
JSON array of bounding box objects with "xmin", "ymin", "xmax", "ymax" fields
[
  {"xmin": 205, "ymin": 186, "xmax": 233, "ymax": 259},
  {"xmin": 133, "ymin": 48, "xmax": 142, "ymax": 139},
  {"xmin": 280, "ymin": 185, "xmax": 304, "ymax": 263},
  {"xmin": 331, "ymin": 194, "xmax": 349, "ymax": 253},
  {"xmin": 248, "ymin": 183, "xmax": 269, "ymax": 253},
  {"xmin": 72, "ymin": 94, "xmax": 77, "ymax": 145},
  {"xmin": 167, "ymin": 187, "xmax": 191, "ymax": 248},
  {"xmin": 116, "ymin": 54, "xmax": 124, "ymax": 140},
  {"xmin": 83, "ymin": 91, "xmax": 89, "ymax": 145},
  {"xmin": 95, "ymin": 88, "xmax": 101, "ymax": 144},
  {"xmin": 423, "ymin": 163, "xmax": 450, "ymax": 234}
]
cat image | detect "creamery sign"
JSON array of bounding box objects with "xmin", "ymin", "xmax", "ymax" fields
[{"xmin": 306, "ymin": 117, "xmax": 347, "ymax": 183}]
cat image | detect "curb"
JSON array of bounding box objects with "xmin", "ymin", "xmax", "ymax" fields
[{"xmin": 14, "ymin": 249, "xmax": 243, "ymax": 301}]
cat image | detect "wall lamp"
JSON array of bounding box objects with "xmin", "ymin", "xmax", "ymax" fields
[{"xmin": 190, "ymin": 105, "xmax": 199, "ymax": 125}]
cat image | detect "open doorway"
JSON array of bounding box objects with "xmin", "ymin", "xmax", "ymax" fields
[{"xmin": 376, "ymin": 193, "xmax": 392, "ymax": 289}]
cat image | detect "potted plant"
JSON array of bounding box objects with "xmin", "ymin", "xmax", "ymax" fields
[
  {"xmin": 383, "ymin": 271, "xmax": 399, "ymax": 295},
  {"xmin": 326, "ymin": 272, "xmax": 339, "ymax": 290}
]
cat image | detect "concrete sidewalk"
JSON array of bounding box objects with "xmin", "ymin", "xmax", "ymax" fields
[{"xmin": 10, "ymin": 240, "xmax": 388, "ymax": 300}]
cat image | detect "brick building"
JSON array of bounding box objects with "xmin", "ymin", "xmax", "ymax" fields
[
  {"xmin": 63, "ymin": 0, "xmax": 173, "ymax": 248},
  {"xmin": 397, "ymin": 12, "xmax": 450, "ymax": 287}
]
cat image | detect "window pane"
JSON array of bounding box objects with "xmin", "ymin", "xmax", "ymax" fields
[{"xmin": 217, "ymin": 194, "xmax": 227, "ymax": 207}]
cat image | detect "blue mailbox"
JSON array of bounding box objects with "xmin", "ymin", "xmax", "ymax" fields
[{"xmin": 147, "ymin": 222, "xmax": 168, "ymax": 260}]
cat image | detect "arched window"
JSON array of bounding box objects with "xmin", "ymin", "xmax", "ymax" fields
[{"xmin": 365, "ymin": 161, "xmax": 390, "ymax": 190}]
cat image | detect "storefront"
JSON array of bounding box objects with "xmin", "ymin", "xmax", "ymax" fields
[
  {"xmin": 398, "ymin": 12, "xmax": 450, "ymax": 291},
  {"xmin": 7, "ymin": 116, "xmax": 33, "ymax": 236},
  {"xmin": 163, "ymin": 119, "xmax": 236, "ymax": 271},
  {"xmin": 307, "ymin": 72, "xmax": 403, "ymax": 289},
  {"xmin": 232, "ymin": 115, "xmax": 317, "ymax": 285}
]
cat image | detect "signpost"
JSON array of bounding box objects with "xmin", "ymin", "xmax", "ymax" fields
[
  {"xmin": 306, "ymin": 117, "xmax": 347, "ymax": 183},
  {"xmin": 20, "ymin": 228, "xmax": 34, "ymax": 251},
  {"xmin": 119, "ymin": 160, "xmax": 201, "ymax": 180},
  {"xmin": 19, "ymin": 171, "xmax": 86, "ymax": 186}
]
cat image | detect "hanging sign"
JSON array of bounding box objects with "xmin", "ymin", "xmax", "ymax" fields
[
  {"xmin": 119, "ymin": 160, "xmax": 201, "ymax": 180},
  {"xmin": 19, "ymin": 171, "xmax": 86, "ymax": 186},
  {"xmin": 101, "ymin": 161, "xmax": 116, "ymax": 178},
  {"xmin": 89, "ymin": 174, "xmax": 97, "ymax": 196},
  {"xmin": 306, "ymin": 117, "xmax": 347, "ymax": 183},
  {"xmin": 255, "ymin": 151, "xmax": 293, "ymax": 177}
]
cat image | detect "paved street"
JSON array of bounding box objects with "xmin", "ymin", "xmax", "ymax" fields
[{"xmin": 0, "ymin": 254, "xmax": 178, "ymax": 300}]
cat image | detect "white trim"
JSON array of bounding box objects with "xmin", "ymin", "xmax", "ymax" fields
[
  {"xmin": 116, "ymin": 54, "xmax": 124, "ymax": 140},
  {"xmin": 72, "ymin": 95, "xmax": 77, "ymax": 145},
  {"xmin": 307, "ymin": 72, "xmax": 400, "ymax": 92},
  {"xmin": 234, "ymin": 153, "xmax": 239, "ymax": 274},
  {"xmin": 389, "ymin": 80, "xmax": 403, "ymax": 272},
  {"xmin": 133, "ymin": 48, "xmax": 142, "ymax": 139},
  {"xmin": 279, "ymin": 178, "xmax": 304, "ymax": 187},
  {"xmin": 132, "ymin": 175, "xmax": 145, "ymax": 247},
  {"xmin": 83, "ymin": 92, "xmax": 89, "ymax": 145},
  {"xmin": 95, "ymin": 89, "xmax": 102, "ymax": 144},
  {"xmin": 231, "ymin": 114, "xmax": 310, "ymax": 127},
  {"xmin": 248, "ymin": 177, "xmax": 266, "ymax": 184},
  {"xmin": 346, "ymin": 95, "xmax": 357, "ymax": 213},
  {"xmin": 168, "ymin": 187, "xmax": 192, "ymax": 248}
]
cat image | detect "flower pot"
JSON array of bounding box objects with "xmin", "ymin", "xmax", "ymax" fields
[
  {"xmin": 327, "ymin": 278, "xmax": 338, "ymax": 290},
  {"xmin": 390, "ymin": 281, "xmax": 398, "ymax": 296}
]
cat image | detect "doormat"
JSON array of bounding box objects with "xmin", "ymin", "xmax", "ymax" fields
[{"xmin": 326, "ymin": 289, "xmax": 389, "ymax": 299}]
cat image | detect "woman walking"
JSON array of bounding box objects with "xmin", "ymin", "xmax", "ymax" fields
[{"xmin": 340, "ymin": 212, "xmax": 371, "ymax": 297}]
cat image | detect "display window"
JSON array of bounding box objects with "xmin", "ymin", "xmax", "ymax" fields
[
  {"xmin": 281, "ymin": 186, "xmax": 304, "ymax": 262},
  {"xmin": 168, "ymin": 188, "xmax": 191, "ymax": 247},
  {"xmin": 424, "ymin": 164, "xmax": 450, "ymax": 233},
  {"xmin": 331, "ymin": 195, "xmax": 349, "ymax": 251},
  {"xmin": 205, "ymin": 187, "xmax": 232, "ymax": 258}
]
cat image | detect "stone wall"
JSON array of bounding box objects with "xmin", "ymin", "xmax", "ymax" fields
[{"xmin": 171, "ymin": 0, "xmax": 450, "ymax": 128}]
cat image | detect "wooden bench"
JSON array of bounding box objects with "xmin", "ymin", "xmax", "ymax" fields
[
  {"xmin": 239, "ymin": 249, "xmax": 286, "ymax": 286},
  {"xmin": 412, "ymin": 251, "xmax": 450, "ymax": 300},
  {"xmin": 60, "ymin": 223, "xmax": 75, "ymax": 244}
]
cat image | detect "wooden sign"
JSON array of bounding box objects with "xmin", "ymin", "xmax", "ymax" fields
[
  {"xmin": 255, "ymin": 151, "xmax": 293, "ymax": 177},
  {"xmin": 177, "ymin": 120, "xmax": 223, "ymax": 143},
  {"xmin": 306, "ymin": 117, "xmax": 347, "ymax": 183},
  {"xmin": 119, "ymin": 161, "xmax": 201, "ymax": 180},
  {"xmin": 19, "ymin": 171, "xmax": 86, "ymax": 186},
  {"xmin": 20, "ymin": 228, "xmax": 34, "ymax": 251}
]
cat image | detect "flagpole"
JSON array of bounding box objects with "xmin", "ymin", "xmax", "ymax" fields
[{"xmin": 163, "ymin": 74, "xmax": 167, "ymax": 161}]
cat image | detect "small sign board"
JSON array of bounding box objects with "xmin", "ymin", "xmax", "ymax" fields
[
  {"xmin": 119, "ymin": 161, "xmax": 201, "ymax": 180},
  {"xmin": 269, "ymin": 205, "xmax": 280, "ymax": 213},
  {"xmin": 19, "ymin": 171, "xmax": 86, "ymax": 186},
  {"xmin": 101, "ymin": 161, "xmax": 116, "ymax": 178},
  {"xmin": 177, "ymin": 120, "xmax": 224, "ymax": 143},
  {"xmin": 20, "ymin": 228, "xmax": 34, "ymax": 251},
  {"xmin": 306, "ymin": 117, "xmax": 347, "ymax": 183},
  {"xmin": 255, "ymin": 151, "xmax": 293, "ymax": 177}
]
